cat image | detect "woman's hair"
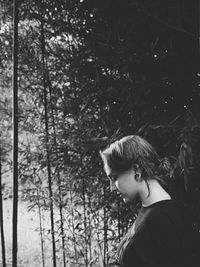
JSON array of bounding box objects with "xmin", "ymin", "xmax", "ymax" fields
[{"xmin": 100, "ymin": 135, "xmax": 174, "ymax": 187}]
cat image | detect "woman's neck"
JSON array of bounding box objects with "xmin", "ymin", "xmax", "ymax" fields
[{"xmin": 140, "ymin": 179, "xmax": 171, "ymax": 207}]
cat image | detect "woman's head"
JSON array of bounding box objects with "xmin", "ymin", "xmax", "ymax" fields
[
  {"xmin": 100, "ymin": 135, "xmax": 160, "ymax": 178},
  {"xmin": 100, "ymin": 135, "xmax": 173, "ymax": 202}
]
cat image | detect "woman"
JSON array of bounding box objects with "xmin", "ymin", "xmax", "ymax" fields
[{"xmin": 100, "ymin": 135, "xmax": 199, "ymax": 267}]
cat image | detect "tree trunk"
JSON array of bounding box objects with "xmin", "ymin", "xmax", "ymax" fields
[
  {"xmin": 93, "ymin": 206, "xmax": 104, "ymax": 266},
  {"xmin": 82, "ymin": 176, "xmax": 88, "ymax": 267},
  {"xmin": 70, "ymin": 189, "xmax": 77, "ymax": 260},
  {"xmin": 88, "ymin": 196, "xmax": 92, "ymax": 263},
  {"xmin": 103, "ymin": 188, "xmax": 108, "ymax": 266},
  {"xmin": 117, "ymin": 201, "xmax": 121, "ymax": 242},
  {"xmin": 36, "ymin": 183, "xmax": 45, "ymax": 267},
  {"xmin": 197, "ymin": 2, "xmax": 200, "ymax": 55},
  {"xmin": 0, "ymin": 141, "xmax": 6, "ymax": 267},
  {"xmin": 48, "ymin": 77, "xmax": 66, "ymax": 267},
  {"xmin": 12, "ymin": 0, "xmax": 19, "ymax": 266},
  {"xmin": 39, "ymin": 1, "xmax": 57, "ymax": 266}
]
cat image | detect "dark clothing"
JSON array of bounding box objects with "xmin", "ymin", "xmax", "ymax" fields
[{"xmin": 116, "ymin": 200, "xmax": 200, "ymax": 267}]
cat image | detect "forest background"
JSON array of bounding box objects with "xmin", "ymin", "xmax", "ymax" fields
[{"xmin": 0, "ymin": 0, "xmax": 200, "ymax": 266}]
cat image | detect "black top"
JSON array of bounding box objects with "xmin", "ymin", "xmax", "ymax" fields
[{"xmin": 115, "ymin": 200, "xmax": 200, "ymax": 267}]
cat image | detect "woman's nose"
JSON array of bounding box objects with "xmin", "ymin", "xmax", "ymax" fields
[{"xmin": 110, "ymin": 180, "xmax": 117, "ymax": 192}]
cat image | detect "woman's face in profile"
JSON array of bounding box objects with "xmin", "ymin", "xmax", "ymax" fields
[{"xmin": 107, "ymin": 167, "xmax": 141, "ymax": 203}]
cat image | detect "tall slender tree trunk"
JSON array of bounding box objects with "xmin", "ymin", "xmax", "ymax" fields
[
  {"xmin": 0, "ymin": 141, "xmax": 6, "ymax": 267},
  {"xmin": 12, "ymin": 0, "xmax": 19, "ymax": 266},
  {"xmin": 36, "ymin": 183, "xmax": 45, "ymax": 267},
  {"xmin": 197, "ymin": 1, "xmax": 200, "ymax": 55},
  {"xmin": 48, "ymin": 78, "xmax": 66, "ymax": 267},
  {"xmin": 82, "ymin": 177, "xmax": 88, "ymax": 267},
  {"xmin": 70, "ymin": 189, "xmax": 77, "ymax": 260},
  {"xmin": 116, "ymin": 199, "xmax": 121, "ymax": 242},
  {"xmin": 39, "ymin": 1, "xmax": 57, "ymax": 266},
  {"xmin": 92, "ymin": 202, "xmax": 104, "ymax": 267},
  {"xmin": 103, "ymin": 207, "xmax": 108, "ymax": 266},
  {"xmin": 103, "ymin": 188, "xmax": 108, "ymax": 267},
  {"xmin": 88, "ymin": 196, "xmax": 92, "ymax": 263}
]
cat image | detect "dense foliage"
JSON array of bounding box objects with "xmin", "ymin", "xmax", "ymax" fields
[{"xmin": 0, "ymin": 0, "xmax": 199, "ymax": 266}]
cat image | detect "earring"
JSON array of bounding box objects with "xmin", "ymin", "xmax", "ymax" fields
[{"xmin": 135, "ymin": 173, "xmax": 139, "ymax": 181}]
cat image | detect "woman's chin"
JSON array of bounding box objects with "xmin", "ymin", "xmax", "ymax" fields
[
  {"xmin": 123, "ymin": 196, "xmax": 130, "ymax": 203},
  {"xmin": 123, "ymin": 194, "xmax": 138, "ymax": 204}
]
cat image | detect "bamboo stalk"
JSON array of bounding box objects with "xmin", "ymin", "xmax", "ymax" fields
[
  {"xmin": 12, "ymin": 0, "xmax": 19, "ymax": 266},
  {"xmin": 48, "ymin": 77, "xmax": 66, "ymax": 267},
  {"xmin": 36, "ymin": 182, "xmax": 45, "ymax": 267},
  {"xmin": 39, "ymin": 1, "xmax": 57, "ymax": 266},
  {"xmin": 0, "ymin": 141, "xmax": 6, "ymax": 267}
]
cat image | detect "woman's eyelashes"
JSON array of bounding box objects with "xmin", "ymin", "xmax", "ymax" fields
[{"xmin": 108, "ymin": 174, "xmax": 118, "ymax": 182}]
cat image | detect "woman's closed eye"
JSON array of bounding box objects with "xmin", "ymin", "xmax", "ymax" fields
[{"xmin": 108, "ymin": 174, "xmax": 118, "ymax": 182}]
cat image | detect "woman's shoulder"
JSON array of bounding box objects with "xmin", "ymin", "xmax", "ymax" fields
[
  {"xmin": 142, "ymin": 199, "xmax": 186, "ymax": 215},
  {"xmin": 152, "ymin": 199, "xmax": 190, "ymax": 219},
  {"xmin": 136, "ymin": 199, "xmax": 187, "ymax": 230}
]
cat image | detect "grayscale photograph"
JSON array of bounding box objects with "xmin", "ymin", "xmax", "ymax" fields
[{"xmin": 0, "ymin": 0, "xmax": 200, "ymax": 266}]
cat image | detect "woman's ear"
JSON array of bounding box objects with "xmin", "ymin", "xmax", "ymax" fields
[
  {"xmin": 132, "ymin": 164, "xmax": 142, "ymax": 181},
  {"xmin": 134, "ymin": 170, "xmax": 142, "ymax": 182}
]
